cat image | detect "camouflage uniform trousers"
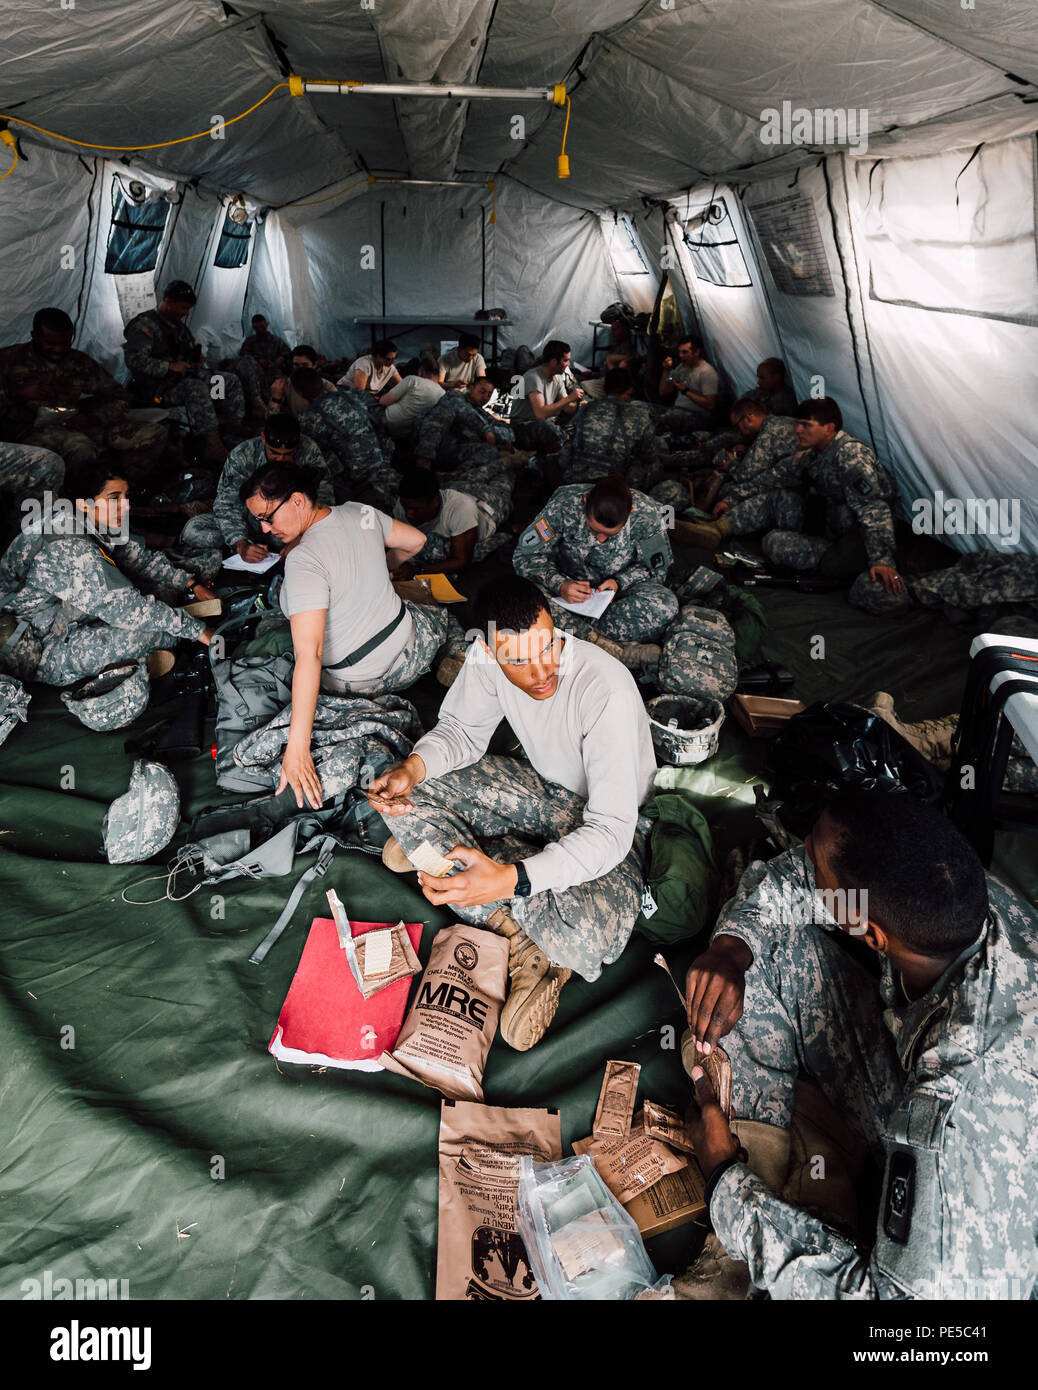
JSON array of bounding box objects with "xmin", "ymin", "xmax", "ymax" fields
[
  {"xmin": 159, "ymin": 370, "xmax": 246, "ymax": 433},
  {"xmin": 322, "ymin": 601, "xmax": 464, "ymax": 698},
  {"xmin": 380, "ymin": 752, "xmax": 651, "ymax": 980},
  {"xmin": 178, "ymin": 510, "xmax": 273, "ymax": 559},
  {"xmin": 37, "ymin": 618, "xmax": 183, "ymax": 686},
  {"xmin": 512, "ymin": 418, "xmax": 566, "ymax": 455},
  {"xmin": 555, "ymin": 580, "xmax": 679, "ymax": 645},
  {"xmin": 232, "ymin": 354, "xmax": 268, "ymax": 406},
  {"xmin": 0, "ymin": 442, "xmax": 64, "ymax": 500},
  {"xmin": 655, "ymin": 407, "xmax": 711, "ymax": 439},
  {"xmin": 414, "ymin": 462, "xmax": 517, "ymax": 566},
  {"xmin": 25, "ymin": 417, "xmax": 167, "ymax": 478}
]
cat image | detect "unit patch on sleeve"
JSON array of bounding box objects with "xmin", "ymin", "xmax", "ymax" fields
[{"xmin": 534, "ymin": 517, "xmax": 555, "ymax": 543}]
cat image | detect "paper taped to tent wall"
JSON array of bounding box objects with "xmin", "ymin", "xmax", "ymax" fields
[{"xmin": 1, "ymin": 0, "xmax": 1036, "ymax": 549}]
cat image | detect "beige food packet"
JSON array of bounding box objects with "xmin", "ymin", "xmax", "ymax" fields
[
  {"xmin": 642, "ymin": 1100, "xmax": 697, "ymax": 1155},
  {"xmin": 573, "ymin": 1111, "xmax": 687, "ymax": 1204},
  {"xmin": 379, "ymin": 924, "xmax": 508, "ymax": 1100},
  {"xmin": 354, "ymin": 923, "xmax": 422, "ymax": 1000},
  {"xmin": 437, "ymin": 1100, "xmax": 562, "ymax": 1301},
  {"xmin": 592, "ymin": 1059, "xmax": 640, "ymax": 1142}
]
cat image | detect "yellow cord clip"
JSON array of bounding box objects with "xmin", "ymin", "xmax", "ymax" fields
[{"xmin": 288, "ymin": 74, "xmax": 304, "ymax": 98}]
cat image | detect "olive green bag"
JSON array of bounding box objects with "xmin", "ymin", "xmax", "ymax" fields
[{"xmin": 634, "ymin": 792, "xmax": 719, "ymax": 945}]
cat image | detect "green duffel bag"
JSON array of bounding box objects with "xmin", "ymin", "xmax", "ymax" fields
[{"xmin": 634, "ymin": 791, "xmax": 719, "ymax": 945}]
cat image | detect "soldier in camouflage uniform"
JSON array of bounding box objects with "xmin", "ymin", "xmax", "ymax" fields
[
  {"xmin": 237, "ymin": 314, "xmax": 291, "ymax": 409},
  {"xmin": 392, "ymin": 462, "xmax": 517, "ymax": 574},
  {"xmin": 0, "ymin": 441, "xmax": 64, "ymax": 506},
  {"xmin": 178, "ymin": 414, "xmax": 332, "ymax": 563},
  {"xmin": 561, "ymin": 368, "xmax": 662, "ymax": 491},
  {"xmin": 414, "ymin": 376, "xmax": 514, "ymax": 474},
  {"xmin": 513, "ymin": 477, "xmax": 678, "ymax": 648},
  {"xmin": 669, "ymin": 400, "xmax": 798, "ymax": 514},
  {"xmin": 0, "ymin": 459, "xmax": 214, "ymax": 688},
  {"xmin": 682, "ymin": 790, "xmax": 1038, "ymax": 1299},
  {"xmin": 122, "ymin": 282, "xmax": 245, "ymax": 448},
  {"xmin": 0, "ymin": 308, "xmax": 166, "ymax": 478},
  {"xmin": 291, "ymin": 369, "xmax": 398, "ymax": 509}
]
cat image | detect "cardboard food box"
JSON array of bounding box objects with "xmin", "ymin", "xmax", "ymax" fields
[
  {"xmin": 624, "ymin": 1158, "xmax": 708, "ymax": 1238},
  {"xmin": 729, "ymin": 694, "xmax": 805, "ymax": 738}
]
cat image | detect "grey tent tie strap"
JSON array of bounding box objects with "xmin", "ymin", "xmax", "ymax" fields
[{"xmin": 248, "ymin": 834, "xmax": 337, "ymax": 965}]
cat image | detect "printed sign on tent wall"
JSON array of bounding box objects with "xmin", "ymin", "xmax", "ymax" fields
[
  {"xmin": 114, "ymin": 273, "xmax": 157, "ymax": 327},
  {"xmin": 748, "ymin": 196, "xmax": 835, "ymax": 297}
]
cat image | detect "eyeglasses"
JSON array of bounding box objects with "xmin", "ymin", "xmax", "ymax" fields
[{"xmin": 257, "ymin": 496, "xmax": 289, "ymax": 525}]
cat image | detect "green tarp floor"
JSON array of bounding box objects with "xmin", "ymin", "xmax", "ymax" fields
[{"xmin": 2, "ymin": 560, "xmax": 1035, "ymax": 1299}]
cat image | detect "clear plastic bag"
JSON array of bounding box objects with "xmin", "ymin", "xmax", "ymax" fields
[{"xmin": 516, "ymin": 1154, "xmax": 658, "ymax": 1300}]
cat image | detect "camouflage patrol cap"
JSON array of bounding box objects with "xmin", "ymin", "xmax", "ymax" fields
[
  {"xmin": 61, "ymin": 659, "xmax": 149, "ymax": 732},
  {"xmin": 163, "ymin": 280, "xmax": 197, "ymax": 304},
  {"xmin": 103, "ymin": 758, "xmax": 181, "ymax": 864},
  {"xmin": 0, "ymin": 675, "xmax": 30, "ymax": 748}
]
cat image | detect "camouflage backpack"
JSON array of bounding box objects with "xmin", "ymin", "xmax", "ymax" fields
[
  {"xmin": 657, "ymin": 604, "xmax": 738, "ymax": 704},
  {"xmin": 0, "ymin": 674, "xmax": 30, "ymax": 747},
  {"xmin": 103, "ymin": 759, "xmax": 181, "ymax": 864}
]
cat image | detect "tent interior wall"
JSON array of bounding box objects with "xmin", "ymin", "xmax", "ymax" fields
[{"xmin": 3, "ymin": 0, "xmax": 1038, "ymax": 1310}]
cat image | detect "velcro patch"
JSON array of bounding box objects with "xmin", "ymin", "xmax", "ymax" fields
[
  {"xmin": 137, "ymin": 324, "xmax": 154, "ymax": 338},
  {"xmin": 534, "ymin": 517, "xmax": 555, "ymax": 543}
]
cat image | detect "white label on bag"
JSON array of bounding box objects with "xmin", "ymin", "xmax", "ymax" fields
[
  {"xmin": 641, "ymin": 888, "xmax": 659, "ymax": 918},
  {"xmin": 363, "ymin": 928, "xmax": 393, "ymax": 976}
]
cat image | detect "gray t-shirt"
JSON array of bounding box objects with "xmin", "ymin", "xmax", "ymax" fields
[
  {"xmin": 383, "ymin": 374, "xmax": 444, "ymax": 428},
  {"xmin": 511, "ymin": 365, "xmax": 568, "ymax": 424},
  {"xmin": 280, "ymin": 503, "xmax": 413, "ymax": 687},
  {"xmin": 393, "ymin": 488, "xmax": 493, "ymax": 547},
  {"xmin": 412, "ymin": 634, "xmax": 656, "ymax": 894},
  {"xmin": 670, "ymin": 360, "xmax": 719, "ymax": 413},
  {"xmin": 440, "ymin": 347, "xmax": 487, "ymax": 385}
]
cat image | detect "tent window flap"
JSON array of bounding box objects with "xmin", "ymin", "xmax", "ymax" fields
[
  {"xmin": 105, "ymin": 181, "xmax": 169, "ymax": 275},
  {"xmin": 683, "ymin": 197, "xmax": 752, "ymax": 288},
  {"xmin": 214, "ymin": 211, "xmax": 253, "ymax": 270}
]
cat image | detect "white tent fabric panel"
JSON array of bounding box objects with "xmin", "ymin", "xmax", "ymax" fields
[{"xmin": 247, "ymin": 214, "xmax": 319, "ymax": 354}]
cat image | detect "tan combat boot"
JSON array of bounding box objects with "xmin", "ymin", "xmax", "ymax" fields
[
  {"xmin": 584, "ymin": 629, "xmax": 625, "ymax": 661},
  {"xmin": 671, "ymin": 514, "xmax": 733, "ymax": 550},
  {"xmin": 865, "ymin": 691, "xmax": 958, "ymax": 770},
  {"xmin": 486, "ymin": 907, "xmax": 571, "ymax": 1052},
  {"xmin": 436, "ymin": 653, "xmax": 466, "ymax": 687},
  {"xmin": 619, "ymin": 640, "xmax": 661, "ymax": 670}
]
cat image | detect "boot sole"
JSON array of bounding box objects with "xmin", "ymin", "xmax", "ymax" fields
[{"xmin": 500, "ymin": 969, "xmax": 568, "ymax": 1052}]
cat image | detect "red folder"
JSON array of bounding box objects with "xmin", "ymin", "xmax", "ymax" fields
[{"xmin": 269, "ymin": 918, "xmax": 424, "ymax": 1072}]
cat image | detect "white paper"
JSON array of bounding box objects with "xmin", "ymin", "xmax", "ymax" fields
[
  {"xmin": 362, "ymin": 928, "xmax": 393, "ymax": 976},
  {"xmin": 222, "ymin": 552, "xmax": 281, "ymax": 574},
  {"xmin": 550, "ymin": 588, "xmax": 616, "ymax": 620}
]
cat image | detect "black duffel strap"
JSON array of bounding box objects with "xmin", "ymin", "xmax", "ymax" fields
[{"xmin": 323, "ymin": 600, "xmax": 406, "ymax": 672}]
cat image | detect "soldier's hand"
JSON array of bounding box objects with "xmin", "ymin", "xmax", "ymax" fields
[
  {"xmin": 168, "ymin": 360, "xmax": 191, "ymax": 376},
  {"xmin": 279, "ymin": 741, "xmax": 324, "ymax": 811},
  {"xmin": 685, "ymin": 934, "xmax": 753, "ymax": 1052},
  {"xmin": 366, "ymin": 756, "xmax": 424, "ymax": 815},
  {"xmin": 417, "ymin": 845, "xmax": 516, "ymax": 908},
  {"xmin": 713, "ymin": 501, "xmax": 730, "ymax": 518},
  {"xmin": 685, "ymin": 1067, "xmax": 742, "ymax": 1178},
  {"xmin": 236, "ymin": 539, "xmax": 270, "ymax": 563},
  {"xmin": 191, "ymin": 581, "xmax": 218, "ymax": 601},
  {"xmin": 662, "ymin": 355, "xmax": 674, "ymax": 371},
  {"xmin": 198, "ymin": 626, "xmax": 216, "ymax": 646},
  {"xmin": 391, "ymin": 562, "xmax": 417, "ymax": 581},
  {"xmin": 596, "ymin": 578, "xmax": 619, "ymax": 594},
  {"xmin": 870, "ymin": 564, "xmax": 905, "ymax": 597},
  {"xmin": 560, "ymin": 580, "xmax": 592, "ymax": 604}
]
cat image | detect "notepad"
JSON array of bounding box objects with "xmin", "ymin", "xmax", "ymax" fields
[
  {"xmin": 550, "ymin": 587, "xmax": 615, "ymax": 620},
  {"xmin": 415, "ymin": 573, "xmax": 467, "ymax": 603},
  {"xmin": 222, "ymin": 551, "xmax": 281, "ymax": 574}
]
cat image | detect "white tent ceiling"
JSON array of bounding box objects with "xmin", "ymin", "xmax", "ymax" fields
[{"xmin": 3, "ymin": 0, "xmax": 1036, "ymax": 214}]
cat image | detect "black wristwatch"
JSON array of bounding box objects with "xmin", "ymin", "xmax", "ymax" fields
[{"xmin": 513, "ymin": 860, "xmax": 532, "ymax": 898}]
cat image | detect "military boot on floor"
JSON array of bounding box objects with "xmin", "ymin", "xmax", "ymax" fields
[
  {"xmin": 486, "ymin": 907, "xmax": 571, "ymax": 1052},
  {"xmin": 865, "ymin": 691, "xmax": 958, "ymax": 770},
  {"xmin": 671, "ymin": 514, "xmax": 733, "ymax": 550},
  {"xmin": 584, "ymin": 629, "xmax": 625, "ymax": 661},
  {"xmin": 619, "ymin": 640, "xmax": 661, "ymax": 670}
]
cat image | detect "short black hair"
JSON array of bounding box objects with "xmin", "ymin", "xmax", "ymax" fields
[
  {"xmin": 458, "ymin": 332, "xmax": 480, "ymax": 351},
  {"xmin": 731, "ymin": 395, "xmax": 768, "ymax": 422},
  {"xmin": 251, "ymin": 313, "xmax": 267, "ymax": 323},
  {"xmin": 418, "ymin": 353, "xmax": 440, "ymax": 375},
  {"xmin": 604, "ymin": 367, "xmax": 633, "ymax": 396},
  {"xmin": 678, "ymin": 335, "xmax": 703, "ymax": 352},
  {"xmin": 759, "ymin": 356, "xmax": 786, "ymax": 380},
  {"xmin": 239, "ymin": 461, "xmax": 320, "ymax": 507},
  {"xmin": 542, "ymin": 339, "xmax": 570, "ymax": 364},
  {"xmin": 33, "ymin": 307, "xmax": 74, "ymax": 335},
  {"xmin": 373, "ymin": 338, "xmax": 397, "ymax": 358},
  {"xmin": 585, "ymin": 474, "xmax": 633, "ymax": 529},
  {"xmin": 471, "ymin": 575, "xmax": 549, "ymax": 643},
  {"xmin": 66, "ymin": 455, "xmax": 126, "ymax": 501},
  {"xmin": 796, "ymin": 396, "xmax": 842, "ymax": 431},
  {"xmin": 262, "ymin": 413, "xmax": 301, "ymax": 448},
  {"xmin": 819, "ymin": 790, "xmax": 989, "ymax": 957},
  {"xmin": 292, "ymin": 344, "xmax": 318, "ymax": 360},
  {"xmin": 398, "ymin": 466, "xmax": 439, "ymax": 501}
]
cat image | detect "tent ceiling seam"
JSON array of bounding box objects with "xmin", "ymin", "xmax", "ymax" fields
[{"xmin": 860, "ymin": 0, "xmax": 1037, "ymax": 87}]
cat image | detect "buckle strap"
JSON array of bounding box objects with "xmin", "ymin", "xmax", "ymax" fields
[
  {"xmin": 323, "ymin": 599, "xmax": 406, "ymax": 672},
  {"xmin": 248, "ymin": 834, "xmax": 337, "ymax": 965}
]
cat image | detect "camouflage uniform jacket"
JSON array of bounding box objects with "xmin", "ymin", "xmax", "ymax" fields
[
  {"xmin": 123, "ymin": 309, "xmax": 202, "ymax": 388},
  {"xmin": 723, "ymin": 414, "xmax": 799, "ymax": 502},
  {"xmin": 0, "ymin": 515, "xmax": 204, "ymax": 645},
  {"xmin": 414, "ymin": 392, "xmax": 504, "ymax": 460},
  {"xmin": 514, "ymin": 483, "xmax": 672, "ymax": 596},
  {"xmin": 214, "ymin": 435, "xmax": 332, "ymax": 547},
  {"xmin": 240, "ymin": 332, "xmax": 291, "ymax": 369},
  {"xmin": 775, "ymin": 430, "xmax": 899, "ymax": 569},
  {"xmin": 751, "ymin": 383, "xmax": 798, "ymax": 417},
  {"xmin": 0, "ymin": 341, "xmax": 130, "ymax": 442},
  {"xmin": 562, "ymin": 397, "xmax": 657, "ymax": 481},
  {"xmin": 710, "ymin": 848, "xmax": 1038, "ymax": 1300},
  {"xmin": 301, "ymin": 392, "xmax": 391, "ymax": 482}
]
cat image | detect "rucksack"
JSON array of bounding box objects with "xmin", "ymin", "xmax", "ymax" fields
[
  {"xmin": 0, "ymin": 674, "xmax": 30, "ymax": 746},
  {"xmin": 657, "ymin": 605, "xmax": 739, "ymax": 703},
  {"xmin": 210, "ymin": 608, "xmax": 295, "ymax": 791},
  {"xmin": 634, "ymin": 792, "xmax": 719, "ymax": 945}
]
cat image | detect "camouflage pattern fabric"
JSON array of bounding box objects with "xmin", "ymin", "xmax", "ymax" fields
[
  {"xmin": 231, "ymin": 690, "xmax": 422, "ymax": 800},
  {"xmin": 0, "ymin": 517, "xmax": 203, "ymax": 685},
  {"xmin": 561, "ymin": 397, "xmax": 661, "ymax": 490},
  {"xmin": 60, "ymin": 658, "xmax": 150, "ymax": 731},
  {"xmin": 650, "ymin": 479, "xmax": 691, "ymax": 515},
  {"xmin": 178, "ymin": 434, "xmax": 333, "ymax": 554},
  {"xmin": 238, "ymin": 332, "xmax": 291, "ymax": 397},
  {"xmin": 0, "ymin": 673, "xmax": 30, "ymax": 746},
  {"xmin": 555, "ymin": 582, "xmax": 678, "ymax": 644},
  {"xmin": 123, "ymin": 309, "xmax": 245, "ymax": 429},
  {"xmin": 103, "ymin": 759, "xmax": 181, "ymax": 864},
  {"xmin": 322, "ymin": 600, "xmax": 464, "ymax": 698},
  {"xmin": 511, "ymin": 417, "xmax": 565, "ymax": 455},
  {"xmin": 720, "ymin": 415, "xmax": 799, "ymax": 504},
  {"xmin": 409, "ymin": 462, "xmax": 517, "ymax": 566},
  {"xmin": 752, "ymin": 384, "xmax": 798, "ymax": 416},
  {"xmin": 707, "ymin": 847, "xmax": 1038, "ymax": 1300},
  {"xmin": 414, "ymin": 392, "xmax": 513, "ymax": 470},
  {"xmin": 910, "ymin": 553, "xmax": 1038, "ymax": 616},
  {"xmin": 300, "ymin": 391, "xmax": 398, "ymax": 508},
  {"xmin": 0, "ymin": 441, "xmax": 64, "ymax": 501},
  {"xmin": 378, "ymin": 752, "xmax": 651, "ymax": 981},
  {"xmin": 657, "ymin": 604, "xmax": 739, "ymax": 701}
]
